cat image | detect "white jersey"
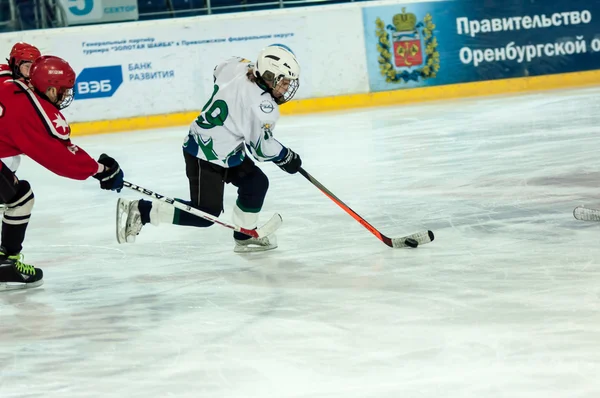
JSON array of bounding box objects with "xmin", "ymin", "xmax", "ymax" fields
[
  {"xmin": 1, "ymin": 155, "xmax": 20, "ymax": 172},
  {"xmin": 184, "ymin": 57, "xmax": 286, "ymax": 168}
]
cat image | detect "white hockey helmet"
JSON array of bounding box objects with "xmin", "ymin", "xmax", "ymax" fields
[{"xmin": 255, "ymin": 44, "xmax": 300, "ymax": 104}]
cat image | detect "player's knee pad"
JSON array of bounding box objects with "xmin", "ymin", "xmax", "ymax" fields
[
  {"xmin": 3, "ymin": 180, "xmax": 34, "ymax": 225},
  {"xmin": 250, "ymin": 168, "xmax": 269, "ymax": 197},
  {"xmin": 237, "ymin": 168, "xmax": 269, "ymax": 209}
]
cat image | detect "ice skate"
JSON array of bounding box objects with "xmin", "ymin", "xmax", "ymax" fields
[
  {"xmin": 234, "ymin": 234, "xmax": 277, "ymax": 253},
  {"xmin": 116, "ymin": 198, "xmax": 143, "ymax": 244},
  {"xmin": 0, "ymin": 251, "xmax": 43, "ymax": 291}
]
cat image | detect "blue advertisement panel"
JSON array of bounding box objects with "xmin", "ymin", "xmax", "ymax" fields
[
  {"xmin": 363, "ymin": 0, "xmax": 600, "ymax": 92},
  {"xmin": 75, "ymin": 65, "xmax": 123, "ymax": 100}
]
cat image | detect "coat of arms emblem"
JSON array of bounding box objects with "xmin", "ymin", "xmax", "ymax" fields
[{"xmin": 376, "ymin": 8, "xmax": 439, "ymax": 83}]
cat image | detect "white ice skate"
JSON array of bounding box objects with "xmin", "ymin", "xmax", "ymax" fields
[
  {"xmin": 234, "ymin": 234, "xmax": 278, "ymax": 253},
  {"xmin": 116, "ymin": 198, "xmax": 143, "ymax": 244}
]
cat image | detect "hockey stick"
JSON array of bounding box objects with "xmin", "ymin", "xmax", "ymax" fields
[
  {"xmin": 298, "ymin": 168, "xmax": 434, "ymax": 248},
  {"xmin": 123, "ymin": 181, "xmax": 282, "ymax": 238}
]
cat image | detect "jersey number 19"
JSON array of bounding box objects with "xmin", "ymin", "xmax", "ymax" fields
[{"xmin": 196, "ymin": 84, "xmax": 229, "ymax": 129}]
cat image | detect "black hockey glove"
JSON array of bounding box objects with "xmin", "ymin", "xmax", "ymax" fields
[
  {"xmin": 274, "ymin": 148, "xmax": 302, "ymax": 174},
  {"xmin": 93, "ymin": 153, "xmax": 124, "ymax": 192}
]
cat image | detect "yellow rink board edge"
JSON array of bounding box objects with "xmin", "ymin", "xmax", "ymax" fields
[{"xmin": 70, "ymin": 70, "xmax": 600, "ymax": 137}]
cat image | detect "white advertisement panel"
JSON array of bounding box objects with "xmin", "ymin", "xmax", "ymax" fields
[{"xmin": 0, "ymin": 5, "xmax": 368, "ymax": 123}]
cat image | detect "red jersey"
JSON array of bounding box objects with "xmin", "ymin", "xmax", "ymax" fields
[
  {"xmin": 0, "ymin": 79, "xmax": 100, "ymax": 180},
  {"xmin": 0, "ymin": 64, "xmax": 11, "ymax": 82}
]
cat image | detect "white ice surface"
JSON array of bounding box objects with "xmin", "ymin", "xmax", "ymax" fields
[{"xmin": 2, "ymin": 86, "xmax": 600, "ymax": 398}]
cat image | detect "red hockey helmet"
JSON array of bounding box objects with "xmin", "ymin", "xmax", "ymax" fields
[
  {"xmin": 8, "ymin": 42, "xmax": 41, "ymax": 78},
  {"xmin": 29, "ymin": 56, "xmax": 76, "ymax": 109}
]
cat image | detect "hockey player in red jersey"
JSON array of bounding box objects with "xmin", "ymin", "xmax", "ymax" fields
[
  {"xmin": 0, "ymin": 42, "xmax": 41, "ymax": 82},
  {"xmin": 0, "ymin": 42, "xmax": 41, "ymax": 173},
  {"xmin": 0, "ymin": 55, "xmax": 125, "ymax": 290}
]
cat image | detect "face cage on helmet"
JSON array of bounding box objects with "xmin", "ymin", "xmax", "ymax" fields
[
  {"xmin": 267, "ymin": 73, "xmax": 299, "ymax": 105},
  {"xmin": 277, "ymin": 78, "xmax": 299, "ymax": 105},
  {"xmin": 57, "ymin": 88, "xmax": 74, "ymax": 109},
  {"xmin": 257, "ymin": 71, "xmax": 299, "ymax": 105}
]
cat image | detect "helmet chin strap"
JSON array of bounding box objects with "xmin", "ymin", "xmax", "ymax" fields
[{"xmin": 255, "ymin": 72, "xmax": 285, "ymax": 104}]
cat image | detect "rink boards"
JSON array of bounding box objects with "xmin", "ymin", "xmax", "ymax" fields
[{"xmin": 0, "ymin": 0, "xmax": 598, "ymax": 135}]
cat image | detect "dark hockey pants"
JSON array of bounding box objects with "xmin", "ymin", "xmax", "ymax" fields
[
  {"xmin": 178, "ymin": 150, "xmax": 269, "ymax": 239},
  {"xmin": 0, "ymin": 161, "xmax": 34, "ymax": 255}
]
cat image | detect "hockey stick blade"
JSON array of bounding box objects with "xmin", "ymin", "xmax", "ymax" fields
[
  {"xmin": 573, "ymin": 206, "xmax": 600, "ymax": 222},
  {"xmin": 299, "ymin": 168, "xmax": 434, "ymax": 249},
  {"xmin": 388, "ymin": 230, "xmax": 435, "ymax": 248},
  {"xmin": 123, "ymin": 181, "xmax": 282, "ymax": 238},
  {"xmin": 254, "ymin": 213, "xmax": 283, "ymax": 238}
]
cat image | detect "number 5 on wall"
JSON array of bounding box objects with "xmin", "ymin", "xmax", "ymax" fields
[{"xmin": 67, "ymin": 0, "xmax": 94, "ymax": 16}]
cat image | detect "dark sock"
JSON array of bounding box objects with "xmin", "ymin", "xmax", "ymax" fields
[
  {"xmin": 234, "ymin": 231, "xmax": 251, "ymax": 241},
  {"xmin": 138, "ymin": 199, "xmax": 153, "ymax": 225}
]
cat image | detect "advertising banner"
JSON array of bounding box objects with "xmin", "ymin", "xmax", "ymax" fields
[
  {"xmin": 58, "ymin": 0, "xmax": 139, "ymax": 26},
  {"xmin": 363, "ymin": 0, "xmax": 600, "ymax": 92},
  {"xmin": 0, "ymin": 14, "xmax": 312, "ymax": 122},
  {"xmin": 66, "ymin": 21, "xmax": 303, "ymax": 122},
  {"xmin": 0, "ymin": 6, "xmax": 369, "ymax": 123}
]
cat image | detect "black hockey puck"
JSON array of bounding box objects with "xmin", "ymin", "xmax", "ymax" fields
[{"xmin": 405, "ymin": 238, "xmax": 419, "ymax": 248}]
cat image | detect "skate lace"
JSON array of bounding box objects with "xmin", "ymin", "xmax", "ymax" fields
[{"xmin": 9, "ymin": 254, "xmax": 35, "ymax": 275}]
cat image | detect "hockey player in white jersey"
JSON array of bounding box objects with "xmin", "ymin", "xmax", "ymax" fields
[{"xmin": 117, "ymin": 44, "xmax": 302, "ymax": 252}]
